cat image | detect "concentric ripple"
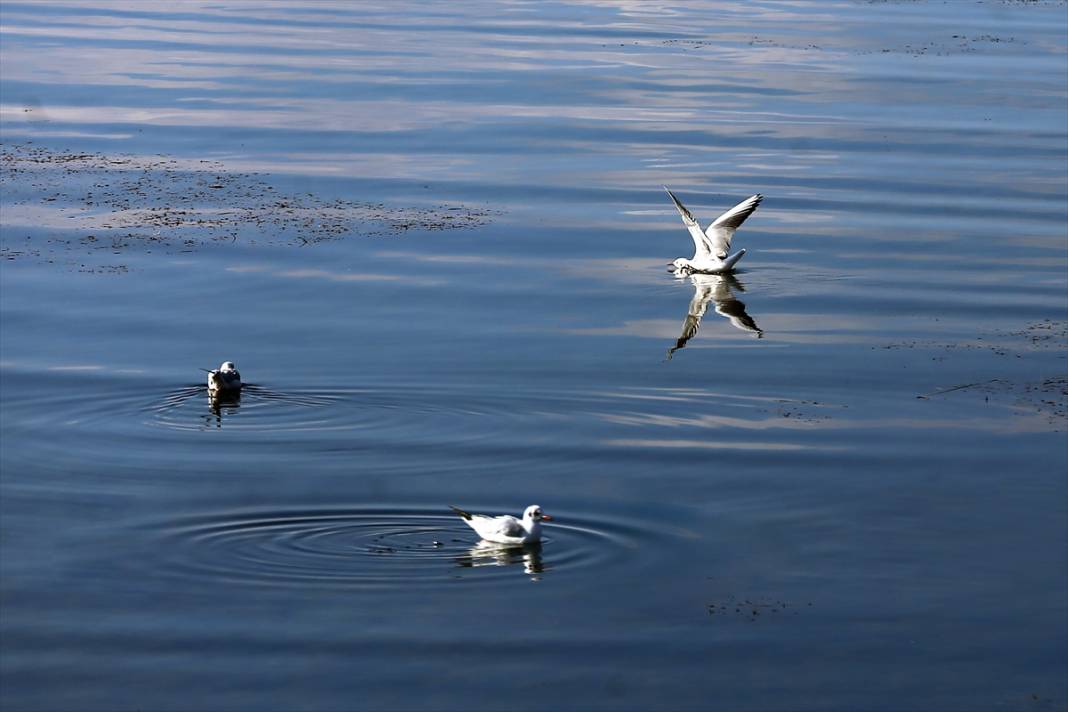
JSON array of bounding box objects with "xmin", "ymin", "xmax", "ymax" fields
[
  {"xmin": 132, "ymin": 507, "xmax": 647, "ymax": 589},
  {"xmin": 148, "ymin": 383, "xmax": 346, "ymax": 432},
  {"xmin": 144, "ymin": 383, "xmax": 534, "ymax": 436}
]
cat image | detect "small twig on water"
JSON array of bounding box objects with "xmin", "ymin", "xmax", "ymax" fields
[{"xmin": 916, "ymin": 378, "xmax": 1003, "ymax": 399}]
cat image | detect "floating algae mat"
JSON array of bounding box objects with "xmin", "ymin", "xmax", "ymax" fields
[{"xmin": 0, "ymin": 143, "xmax": 495, "ymax": 266}]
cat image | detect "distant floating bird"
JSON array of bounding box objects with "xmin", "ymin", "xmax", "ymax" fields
[
  {"xmin": 664, "ymin": 187, "xmax": 763, "ymax": 273},
  {"xmin": 206, "ymin": 361, "xmax": 242, "ymax": 394},
  {"xmin": 449, "ymin": 504, "xmax": 552, "ymax": 545},
  {"xmin": 667, "ymin": 273, "xmax": 763, "ymax": 360}
]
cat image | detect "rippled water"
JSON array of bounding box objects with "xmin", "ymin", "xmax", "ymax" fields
[
  {"xmin": 123, "ymin": 505, "xmax": 649, "ymax": 589},
  {"xmin": 2, "ymin": 2, "xmax": 1066, "ymax": 710}
]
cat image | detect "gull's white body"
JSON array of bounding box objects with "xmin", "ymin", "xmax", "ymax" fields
[
  {"xmin": 207, "ymin": 361, "xmax": 242, "ymax": 394},
  {"xmin": 664, "ymin": 187, "xmax": 763, "ymax": 274},
  {"xmin": 449, "ymin": 504, "xmax": 551, "ymax": 546},
  {"xmin": 667, "ymin": 273, "xmax": 762, "ymax": 359}
]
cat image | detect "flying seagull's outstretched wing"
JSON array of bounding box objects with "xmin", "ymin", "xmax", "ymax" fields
[
  {"xmin": 706, "ymin": 194, "xmax": 763, "ymax": 258},
  {"xmin": 664, "ymin": 187, "xmax": 711, "ymax": 260}
]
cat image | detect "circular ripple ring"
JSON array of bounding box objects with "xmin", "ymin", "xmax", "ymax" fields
[{"xmin": 133, "ymin": 508, "xmax": 644, "ymax": 590}]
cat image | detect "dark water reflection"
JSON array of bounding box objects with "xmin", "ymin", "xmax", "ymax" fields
[{"xmin": 2, "ymin": 1, "xmax": 1066, "ymax": 711}]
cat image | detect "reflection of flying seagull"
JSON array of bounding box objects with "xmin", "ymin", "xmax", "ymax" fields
[
  {"xmin": 667, "ymin": 273, "xmax": 762, "ymax": 359},
  {"xmin": 449, "ymin": 504, "xmax": 552, "ymax": 545},
  {"xmin": 664, "ymin": 187, "xmax": 763, "ymax": 274}
]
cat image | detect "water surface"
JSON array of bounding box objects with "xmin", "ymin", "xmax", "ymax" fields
[{"xmin": 1, "ymin": 2, "xmax": 1066, "ymax": 710}]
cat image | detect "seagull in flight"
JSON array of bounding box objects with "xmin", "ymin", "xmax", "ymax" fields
[
  {"xmin": 449, "ymin": 504, "xmax": 552, "ymax": 545},
  {"xmin": 664, "ymin": 187, "xmax": 763, "ymax": 274},
  {"xmin": 667, "ymin": 273, "xmax": 762, "ymax": 359},
  {"xmin": 206, "ymin": 361, "xmax": 242, "ymax": 394}
]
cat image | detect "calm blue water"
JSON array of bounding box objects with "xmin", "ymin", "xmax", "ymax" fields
[{"xmin": 2, "ymin": 2, "xmax": 1066, "ymax": 710}]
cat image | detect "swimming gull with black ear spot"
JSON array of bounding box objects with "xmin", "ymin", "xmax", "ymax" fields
[{"xmin": 449, "ymin": 504, "xmax": 552, "ymax": 545}]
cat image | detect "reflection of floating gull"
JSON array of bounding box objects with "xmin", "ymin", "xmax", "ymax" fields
[
  {"xmin": 205, "ymin": 361, "xmax": 242, "ymax": 394},
  {"xmin": 667, "ymin": 273, "xmax": 762, "ymax": 359},
  {"xmin": 449, "ymin": 504, "xmax": 551, "ymax": 545},
  {"xmin": 455, "ymin": 540, "xmax": 545, "ymax": 577},
  {"xmin": 664, "ymin": 187, "xmax": 763, "ymax": 274},
  {"xmin": 205, "ymin": 389, "xmax": 240, "ymax": 429}
]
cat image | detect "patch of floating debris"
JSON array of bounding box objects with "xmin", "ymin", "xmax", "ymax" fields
[
  {"xmin": 1005, "ymin": 319, "xmax": 1068, "ymax": 350},
  {"xmin": 905, "ymin": 320, "xmax": 1067, "ymax": 430},
  {"xmin": 707, "ymin": 593, "xmax": 809, "ymax": 623},
  {"xmin": 659, "ymin": 32, "xmax": 1022, "ymax": 57},
  {"xmin": 0, "ymin": 143, "xmax": 497, "ymax": 267}
]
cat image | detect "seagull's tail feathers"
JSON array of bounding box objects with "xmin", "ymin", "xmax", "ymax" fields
[
  {"xmin": 721, "ymin": 249, "xmax": 746, "ymax": 271},
  {"xmin": 449, "ymin": 505, "xmax": 474, "ymax": 520}
]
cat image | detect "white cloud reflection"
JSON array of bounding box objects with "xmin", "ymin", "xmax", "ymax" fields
[
  {"xmin": 601, "ymin": 438, "xmax": 835, "ymax": 451},
  {"xmin": 224, "ymin": 264, "xmax": 440, "ymax": 285}
]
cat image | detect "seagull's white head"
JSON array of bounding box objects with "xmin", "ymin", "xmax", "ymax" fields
[
  {"xmin": 671, "ymin": 258, "xmax": 691, "ymax": 272},
  {"xmin": 208, "ymin": 361, "xmax": 241, "ymax": 392},
  {"xmin": 523, "ymin": 505, "xmax": 552, "ymax": 522}
]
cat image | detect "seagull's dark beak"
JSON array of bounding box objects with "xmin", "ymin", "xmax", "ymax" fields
[{"xmin": 540, "ymin": 514, "xmax": 553, "ymax": 521}]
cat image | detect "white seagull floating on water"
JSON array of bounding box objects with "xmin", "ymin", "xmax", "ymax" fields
[
  {"xmin": 449, "ymin": 504, "xmax": 552, "ymax": 545},
  {"xmin": 206, "ymin": 361, "xmax": 242, "ymax": 394},
  {"xmin": 664, "ymin": 187, "xmax": 763, "ymax": 274}
]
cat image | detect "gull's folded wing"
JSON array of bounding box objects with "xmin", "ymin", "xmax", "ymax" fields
[{"xmin": 492, "ymin": 516, "xmax": 525, "ymax": 538}]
